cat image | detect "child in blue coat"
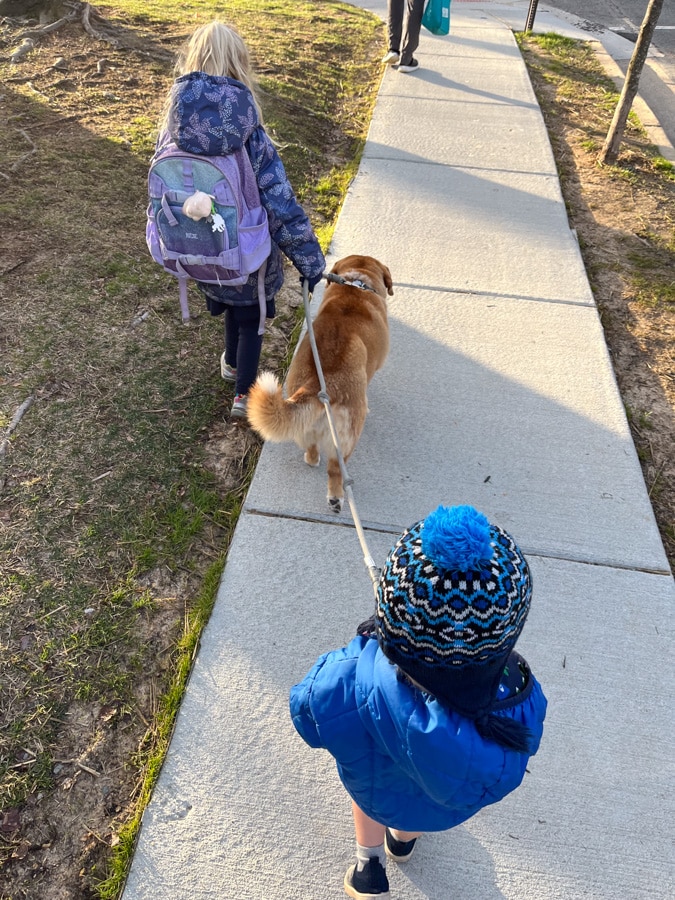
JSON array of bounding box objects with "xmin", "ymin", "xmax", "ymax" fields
[
  {"xmin": 290, "ymin": 505, "xmax": 547, "ymax": 899},
  {"xmin": 159, "ymin": 21, "xmax": 325, "ymax": 419}
]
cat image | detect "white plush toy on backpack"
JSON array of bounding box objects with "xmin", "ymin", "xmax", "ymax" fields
[{"xmin": 182, "ymin": 191, "xmax": 226, "ymax": 233}]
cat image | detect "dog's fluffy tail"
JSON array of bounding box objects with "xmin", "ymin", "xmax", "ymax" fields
[{"xmin": 247, "ymin": 371, "xmax": 320, "ymax": 442}]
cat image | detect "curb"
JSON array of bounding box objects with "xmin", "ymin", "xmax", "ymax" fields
[{"xmin": 591, "ymin": 43, "xmax": 675, "ymax": 163}]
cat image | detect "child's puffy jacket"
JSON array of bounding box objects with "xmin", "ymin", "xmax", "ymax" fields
[
  {"xmin": 290, "ymin": 636, "xmax": 547, "ymax": 832},
  {"xmin": 164, "ymin": 71, "xmax": 325, "ymax": 309}
]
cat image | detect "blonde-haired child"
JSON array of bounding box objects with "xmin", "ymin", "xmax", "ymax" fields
[{"xmin": 158, "ymin": 21, "xmax": 324, "ymax": 420}]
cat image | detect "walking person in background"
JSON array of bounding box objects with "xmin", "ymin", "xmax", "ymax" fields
[
  {"xmin": 290, "ymin": 504, "xmax": 547, "ymax": 899},
  {"xmin": 382, "ymin": 0, "xmax": 426, "ymax": 72},
  {"xmin": 157, "ymin": 21, "xmax": 324, "ymax": 419}
]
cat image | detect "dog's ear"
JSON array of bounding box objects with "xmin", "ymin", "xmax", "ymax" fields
[{"xmin": 381, "ymin": 263, "xmax": 394, "ymax": 296}]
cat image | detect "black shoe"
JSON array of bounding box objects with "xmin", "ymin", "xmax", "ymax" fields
[
  {"xmin": 385, "ymin": 828, "xmax": 417, "ymax": 863},
  {"xmin": 398, "ymin": 58, "xmax": 420, "ymax": 73},
  {"xmin": 344, "ymin": 856, "xmax": 390, "ymax": 898}
]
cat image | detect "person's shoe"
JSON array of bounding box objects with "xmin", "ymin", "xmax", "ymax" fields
[
  {"xmin": 230, "ymin": 394, "xmax": 248, "ymax": 420},
  {"xmin": 398, "ymin": 58, "xmax": 420, "ymax": 73},
  {"xmin": 381, "ymin": 49, "xmax": 400, "ymax": 65},
  {"xmin": 344, "ymin": 856, "xmax": 390, "ymax": 899},
  {"xmin": 385, "ymin": 828, "xmax": 417, "ymax": 863},
  {"xmin": 220, "ymin": 353, "xmax": 236, "ymax": 382}
]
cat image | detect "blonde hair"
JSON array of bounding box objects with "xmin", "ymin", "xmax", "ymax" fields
[
  {"xmin": 176, "ymin": 21, "xmax": 262, "ymax": 121},
  {"xmin": 159, "ymin": 21, "xmax": 263, "ymax": 133}
]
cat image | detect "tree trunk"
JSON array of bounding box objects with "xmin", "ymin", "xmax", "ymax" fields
[{"xmin": 599, "ymin": 0, "xmax": 665, "ymax": 165}]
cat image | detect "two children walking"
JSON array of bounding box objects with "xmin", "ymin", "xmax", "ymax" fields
[{"xmin": 151, "ymin": 20, "xmax": 547, "ymax": 900}]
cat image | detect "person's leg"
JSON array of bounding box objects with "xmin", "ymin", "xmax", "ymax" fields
[
  {"xmin": 352, "ymin": 801, "xmax": 386, "ymax": 848},
  {"xmin": 344, "ymin": 802, "xmax": 390, "ymax": 897},
  {"xmin": 390, "ymin": 828, "xmax": 421, "ymax": 841},
  {"xmin": 231, "ymin": 306, "xmax": 263, "ymax": 396},
  {"xmin": 399, "ymin": 0, "xmax": 426, "ymax": 66},
  {"xmin": 387, "ymin": 0, "xmax": 405, "ymax": 52},
  {"xmin": 224, "ymin": 307, "xmax": 238, "ymax": 371}
]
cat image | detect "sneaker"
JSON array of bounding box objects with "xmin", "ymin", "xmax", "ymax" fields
[
  {"xmin": 385, "ymin": 828, "xmax": 417, "ymax": 863},
  {"xmin": 381, "ymin": 49, "xmax": 400, "ymax": 65},
  {"xmin": 230, "ymin": 394, "xmax": 248, "ymax": 420},
  {"xmin": 398, "ymin": 58, "xmax": 420, "ymax": 73},
  {"xmin": 344, "ymin": 857, "xmax": 390, "ymax": 899},
  {"xmin": 220, "ymin": 353, "xmax": 236, "ymax": 382}
]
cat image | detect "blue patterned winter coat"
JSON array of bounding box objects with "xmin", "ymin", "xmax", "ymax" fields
[
  {"xmin": 163, "ymin": 71, "xmax": 325, "ymax": 312},
  {"xmin": 290, "ymin": 636, "xmax": 547, "ymax": 832}
]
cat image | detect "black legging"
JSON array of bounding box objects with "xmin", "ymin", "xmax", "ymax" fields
[{"xmin": 224, "ymin": 305, "xmax": 264, "ymax": 396}]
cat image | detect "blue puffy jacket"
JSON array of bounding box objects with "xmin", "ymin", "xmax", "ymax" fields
[
  {"xmin": 164, "ymin": 71, "xmax": 325, "ymax": 311},
  {"xmin": 290, "ymin": 636, "xmax": 547, "ymax": 832}
]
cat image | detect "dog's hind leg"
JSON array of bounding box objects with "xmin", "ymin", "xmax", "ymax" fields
[
  {"xmin": 302, "ymin": 424, "xmax": 321, "ymax": 467},
  {"xmin": 326, "ymin": 456, "xmax": 343, "ymax": 513},
  {"xmin": 304, "ymin": 444, "xmax": 320, "ymax": 467},
  {"xmin": 326, "ymin": 403, "xmax": 366, "ymax": 512}
]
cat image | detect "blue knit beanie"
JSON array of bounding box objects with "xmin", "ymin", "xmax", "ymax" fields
[{"xmin": 376, "ymin": 505, "xmax": 533, "ymax": 751}]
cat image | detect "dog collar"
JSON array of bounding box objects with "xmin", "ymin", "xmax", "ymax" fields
[{"xmin": 325, "ymin": 273, "xmax": 377, "ymax": 293}]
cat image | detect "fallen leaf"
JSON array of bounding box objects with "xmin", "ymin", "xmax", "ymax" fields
[{"xmin": 12, "ymin": 840, "xmax": 31, "ymax": 860}]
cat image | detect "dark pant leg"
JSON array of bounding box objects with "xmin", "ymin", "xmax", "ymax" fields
[
  {"xmin": 387, "ymin": 0, "xmax": 405, "ymax": 51},
  {"xmin": 229, "ymin": 306, "xmax": 263, "ymax": 395},
  {"xmin": 400, "ymin": 0, "xmax": 426, "ymax": 64},
  {"xmin": 224, "ymin": 307, "xmax": 239, "ymax": 370}
]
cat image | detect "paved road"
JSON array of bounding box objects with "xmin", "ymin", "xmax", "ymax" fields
[
  {"xmin": 488, "ymin": 1, "xmax": 675, "ymax": 157},
  {"xmin": 549, "ymin": 0, "xmax": 675, "ymax": 156},
  {"xmin": 549, "ymin": 0, "xmax": 675, "ymax": 64}
]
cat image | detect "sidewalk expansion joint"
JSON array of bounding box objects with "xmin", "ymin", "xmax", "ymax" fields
[
  {"xmin": 363, "ymin": 155, "xmax": 546, "ymax": 173},
  {"xmin": 244, "ymin": 505, "xmax": 411, "ymax": 537},
  {"xmin": 242, "ymin": 507, "xmax": 672, "ymax": 577},
  {"xmin": 517, "ymin": 547, "xmax": 672, "ymax": 578}
]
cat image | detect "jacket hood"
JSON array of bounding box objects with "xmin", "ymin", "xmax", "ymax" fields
[{"xmin": 168, "ymin": 72, "xmax": 260, "ymax": 156}]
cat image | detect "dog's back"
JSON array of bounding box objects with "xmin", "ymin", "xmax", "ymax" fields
[
  {"xmin": 288, "ymin": 290, "xmax": 389, "ymax": 399},
  {"xmin": 247, "ymin": 254, "xmax": 392, "ymax": 510}
]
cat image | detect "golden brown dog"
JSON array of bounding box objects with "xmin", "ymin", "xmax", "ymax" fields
[{"xmin": 247, "ymin": 254, "xmax": 393, "ymax": 512}]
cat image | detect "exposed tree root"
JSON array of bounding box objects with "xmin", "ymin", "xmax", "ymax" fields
[{"xmin": 2, "ymin": 2, "xmax": 172, "ymax": 61}]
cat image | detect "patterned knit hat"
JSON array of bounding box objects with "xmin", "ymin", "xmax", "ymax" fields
[{"xmin": 376, "ymin": 505, "xmax": 532, "ymax": 750}]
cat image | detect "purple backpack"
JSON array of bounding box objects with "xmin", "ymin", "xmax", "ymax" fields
[{"xmin": 146, "ymin": 139, "xmax": 271, "ymax": 323}]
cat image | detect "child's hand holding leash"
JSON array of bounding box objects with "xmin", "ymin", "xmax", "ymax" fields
[{"xmin": 301, "ymin": 273, "xmax": 324, "ymax": 295}]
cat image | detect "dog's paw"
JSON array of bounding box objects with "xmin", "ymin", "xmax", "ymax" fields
[
  {"xmin": 328, "ymin": 496, "xmax": 344, "ymax": 514},
  {"xmin": 304, "ymin": 448, "xmax": 320, "ymax": 467}
]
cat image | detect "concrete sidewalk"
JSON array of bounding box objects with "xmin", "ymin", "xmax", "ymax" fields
[{"xmin": 122, "ymin": 5, "xmax": 675, "ymax": 899}]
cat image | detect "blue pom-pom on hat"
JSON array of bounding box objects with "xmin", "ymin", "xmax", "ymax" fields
[{"xmin": 420, "ymin": 504, "xmax": 493, "ymax": 572}]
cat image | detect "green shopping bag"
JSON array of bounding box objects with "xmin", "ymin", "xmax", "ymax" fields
[{"xmin": 422, "ymin": 0, "xmax": 451, "ymax": 36}]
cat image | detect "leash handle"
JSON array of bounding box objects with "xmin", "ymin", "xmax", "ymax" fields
[{"xmin": 302, "ymin": 279, "xmax": 380, "ymax": 597}]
